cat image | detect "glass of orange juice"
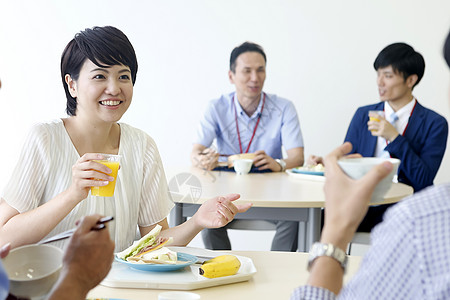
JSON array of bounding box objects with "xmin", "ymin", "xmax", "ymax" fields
[
  {"xmin": 368, "ymin": 110, "xmax": 385, "ymax": 121},
  {"xmin": 368, "ymin": 110, "xmax": 385, "ymax": 132},
  {"xmin": 90, "ymin": 154, "xmax": 121, "ymax": 197}
]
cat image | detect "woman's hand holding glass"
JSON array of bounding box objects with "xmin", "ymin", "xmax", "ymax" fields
[{"xmin": 68, "ymin": 153, "xmax": 115, "ymax": 201}]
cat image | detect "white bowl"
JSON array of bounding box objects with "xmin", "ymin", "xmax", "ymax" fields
[
  {"xmin": 3, "ymin": 244, "xmax": 64, "ymax": 299},
  {"xmin": 337, "ymin": 157, "xmax": 400, "ymax": 203},
  {"xmin": 233, "ymin": 159, "xmax": 253, "ymax": 175}
]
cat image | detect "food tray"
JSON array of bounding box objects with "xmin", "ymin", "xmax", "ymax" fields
[
  {"xmin": 101, "ymin": 247, "xmax": 257, "ymax": 290},
  {"xmin": 286, "ymin": 169, "xmax": 325, "ymax": 182}
]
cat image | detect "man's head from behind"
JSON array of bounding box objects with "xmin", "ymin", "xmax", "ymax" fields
[{"xmin": 374, "ymin": 42, "xmax": 425, "ymax": 89}]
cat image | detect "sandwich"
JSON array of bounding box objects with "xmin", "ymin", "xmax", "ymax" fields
[{"xmin": 117, "ymin": 224, "xmax": 176, "ymax": 263}]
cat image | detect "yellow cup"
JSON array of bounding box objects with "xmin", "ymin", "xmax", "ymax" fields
[{"xmin": 90, "ymin": 154, "xmax": 121, "ymax": 197}]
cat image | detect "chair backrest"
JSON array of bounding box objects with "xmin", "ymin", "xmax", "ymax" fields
[{"xmin": 227, "ymin": 220, "xmax": 277, "ymax": 231}]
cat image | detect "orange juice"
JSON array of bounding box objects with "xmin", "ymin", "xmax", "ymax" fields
[
  {"xmin": 368, "ymin": 111, "xmax": 384, "ymax": 132},
  {"xmin": 369, "ymin": 116, "xmax": 380, "ymax": 132},
  {"xmin": 90, "ymin": 160, "xmax": 120, "ymax": 197}
]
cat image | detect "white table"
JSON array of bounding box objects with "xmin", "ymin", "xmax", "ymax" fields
[{"xmin": 166, "ymin": 167, "xmax": 413, "ymax": 251}]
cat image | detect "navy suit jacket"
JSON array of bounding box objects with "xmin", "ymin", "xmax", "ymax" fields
[{"xmin": 344, "ymin": 101, "xmax": 448, "ymax": 192}]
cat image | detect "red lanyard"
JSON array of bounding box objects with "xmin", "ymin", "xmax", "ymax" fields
[
  {"xmin": 385, "ymin": 100, "xmax": 417, "ymax": 146},
  {"xmin": 233, "ymin": 93, "xmax": 266, "ymax": 154}
]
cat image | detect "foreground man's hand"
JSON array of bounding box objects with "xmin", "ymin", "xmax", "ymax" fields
[
  {"xmin": 321, "ymin": 142, "xmax": 393, "ymax": 249},
  {"xmin": 48, "ymin": 214, "xmax": 115, "ymax": 300},
  {"xmin": 307, "ymin": 142, "xmax": 393, "ymax": 295}
]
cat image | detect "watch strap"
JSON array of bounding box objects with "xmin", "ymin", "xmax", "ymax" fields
[
  {"xmin": 275, "ymin": 159, "xmax": 286, "ymax": 172},
  {"xmin": 308, "ymin": 242, "xmax": 347, "ymax": 272}
]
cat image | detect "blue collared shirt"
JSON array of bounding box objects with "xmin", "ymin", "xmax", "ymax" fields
[
  {"xmin": 195, "ymin": 92, "xmax": 304, "ymax": 160},
  {"xmin": 290, "ymin": 183, "xmax": 450, "ymax": 299}
]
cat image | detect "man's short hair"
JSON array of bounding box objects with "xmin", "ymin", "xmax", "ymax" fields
[
  {"xmin": 229, "ymin": 42, "xmax": 266, "ymax": 73},
  {"xmin": 373, "ymin": 42, "xmax": 425, "ymax": 88},
  {"xmin": 444, "ymin": 29, "xmax": 450, "ymax": 68}
]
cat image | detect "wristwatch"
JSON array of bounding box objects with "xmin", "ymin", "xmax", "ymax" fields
[
  {"xmin": 308, "ymin": 242, "xmax": 348, "ymax": 272},
  {"xmin": 275, "ymin": 159, "xmax": 286, "ymax": 172}
]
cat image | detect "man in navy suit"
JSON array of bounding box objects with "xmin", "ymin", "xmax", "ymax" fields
[{"xmin": 309, "ymin": 42, "xmax": 448, "ymax": 231}]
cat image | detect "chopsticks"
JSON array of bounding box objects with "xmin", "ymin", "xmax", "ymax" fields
[
  {"xmin": 38, "ymin": 216, "xmax": 114, "ymax": 245},
  {"xmin": 194, "ymin": 255, "xmax": 216, "ymax": 264},
  {"xmin": 199, "ymin": 152, "xmax": 230, "ymax": 157}
]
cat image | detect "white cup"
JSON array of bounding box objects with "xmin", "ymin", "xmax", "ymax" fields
[
  {"xmin": 158, "ymin": 291, "xmax": 201, "ymax": 300},
  {"xmin": 233, "ymin": 159, "xmax": 253, "ymax": 175},
  {"xmin": 337, "ymin": 157, "xmax": 400, "ymax": 203}
]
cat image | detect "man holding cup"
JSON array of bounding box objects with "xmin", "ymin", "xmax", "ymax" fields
[
  {"xmin": 346, "ymin": 43, "xmax": 447, "ymax": 192},
  {"xmin": 344, "ymin": 42, "xmax": 448, "ymax": 231},
  {"xmin": 309, "ymin": 42, "xmax": 448, "ymax": 232}
]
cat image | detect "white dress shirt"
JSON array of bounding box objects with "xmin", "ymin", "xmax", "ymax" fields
[{"xmin": 374, "ymin": 98, "xmax": 417, "ymax": 158}]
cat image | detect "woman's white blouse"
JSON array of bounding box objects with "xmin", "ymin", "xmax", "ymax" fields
[{"xmin": 2, "ymin": 119, "xmax": 174, "ymax": 251}]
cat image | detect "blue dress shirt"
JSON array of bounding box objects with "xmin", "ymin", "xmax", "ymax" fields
[{"xmin": 196, "ymin": 92, "xmax": 304, "ymax": 161}]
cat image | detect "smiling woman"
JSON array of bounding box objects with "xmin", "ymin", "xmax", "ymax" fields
[
  {"xmin": 64, "ymin": 61, "xmax": 133, "ymax": 130},
  {"xmin": 60, "ymin": 26, "xmax": 138, "ymax": 117},
  {"xmin": 0, "ymin": 26, "xmax": 251, "ymax": 253}
]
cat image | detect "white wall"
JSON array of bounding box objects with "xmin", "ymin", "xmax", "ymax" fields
[{"xmin": 0, "ymin": 1, "xmax": 449, "ymax": 209}]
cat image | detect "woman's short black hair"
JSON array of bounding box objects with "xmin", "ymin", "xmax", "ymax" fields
[
  {"xmin": 60, "ymin": 26, "xmax": 138, "ymax": 116},
  {"xmin": 229, "ymin": 42, "xmax": 266, "ymax": 73},
  {"xmin": 373, "ymin": 42, "xmax": 425, "ymax": 88}
]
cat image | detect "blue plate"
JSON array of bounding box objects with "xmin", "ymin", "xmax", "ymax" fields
[
  {"xmin": 114, "ymin": 252, "xmax": 198, "ymax": 272},
  {"xmin": 291, "ymin": 168, "xmax": 324, "ymax": 176}
]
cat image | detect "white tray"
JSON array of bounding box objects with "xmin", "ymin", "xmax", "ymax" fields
[
  {"xmin": 286, "ymin": 169, "xmax": 325, "ymax": 182},
  {"xmin": 101, "ymin": 247, "xmax": 257, "ymax": 290}
]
